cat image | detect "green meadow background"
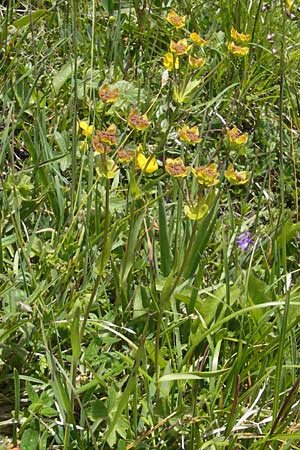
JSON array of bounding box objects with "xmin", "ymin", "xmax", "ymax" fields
[{"xmin": 1, "ymin": 1, "xmax": 300, "ymax": 449}]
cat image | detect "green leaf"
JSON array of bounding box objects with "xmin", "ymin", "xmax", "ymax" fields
[
  {"xmin": 94, "ymin": 232, "xmax": 112, "ymax": 276},
  {"xmin": 159, "ymin": 369, "xmax": 229, "ymax": 382},
  {"xmin": 120, "ymin": 212, "xmax": 144, "ymax": 285},
  {"xmin": 13, "ymin": 10, "xmax": 48, "ymax": 29},
  {"xmin": 173, "ymin": 79, "xmax": 203, "ymax": 103},
  {"xmin": 247, "ymin": 271, "xmax": 272, "ymax": 304},
  {"xmin": 52, "ymin": 59, "xmax": 81, "ymax": 94},
  {"xmin": 89, "ymin": 399, "xmax": 108, "ymax": 420},
  {"xmin": 20, "ymin": 428, "xmax": 39, "ymax": 450},
  {"xmin": 158, "ymin": 185, "xmax": 172, "ymax": 276},
  {"xmin": 71, "ymin": 308, "xmax": 81, "ymax": 360}
]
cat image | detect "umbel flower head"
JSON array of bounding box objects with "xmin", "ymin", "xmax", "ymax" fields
[
  {"xmin": 228, "ymin": 41, "xmax": 249, "ymax": 56},
  {"xmin": 227, "ymin": 127, "xmax": 248, "ymax": 145},
  {"xmin": 128, "ymin": 109, "xmax": 150, "ymax": 131},
  {"xmin": 178, "ymin": 125, "xmax": 202, "ymax": 144},
  {"xmin": 184, "ymin": 202, "xmax": 208, "ymax": 220},
  {"xmin": 166, "ymin": 10, "xmax": 186, "ymax": 29},
  {"xmin": 98, "ymin": 84, "xmax": 119, "ymax": 103},
  {"xmin": 96, "ymin": 124, "xmax": 118, "ymax": 146},
  {"xmin": 190, "ymin": 32, "xmax": 208, "ymax": 46},
  {"xmin": 117, "ymin": 149, "xmax": 135, "ymax": 163},
  {"xmin": 225, "ymin": 164, "xmax": 250, "ymax": 185},
  {"xmin": 170, "ymin": 39, "xmax": 191, "ymax": 56},
  {"xmin": 163, "ymin": 52, "xmax": 179, "ymax": 71},
  {"xmin": 188, "ymin": 55, "xmax": 206, "ymax": 69},
  {"xmin": 79, "ymin": 120, "xmax": 93, "ymax": 137},
  {"xmin": 230, "ymin": 27, "xmax": 251, "ymax": 43},
  {"xmin": 92, "ymin": 135, "xmax": 111, "ymax": 154},
  {"xmin": 165, "ymin": 157, "xmax": 188, "ymax": 177},
  {"xmin": 192, "ymin": 163, "xmax": 219, "ymax": 187}
]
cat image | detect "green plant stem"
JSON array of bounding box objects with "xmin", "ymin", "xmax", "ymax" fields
[{"xmin": 273, "ymin": 0, "xmax": 289, "ymax": 422}]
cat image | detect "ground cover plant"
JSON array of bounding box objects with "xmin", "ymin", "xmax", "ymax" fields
[{"xmin": 1, "ymin": 0, "xmax": 300, "ymax": 448}]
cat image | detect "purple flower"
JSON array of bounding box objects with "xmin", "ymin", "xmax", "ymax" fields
[{"xmin": 236, "ymin": 231, "xmax": 254, "ymax": 251}]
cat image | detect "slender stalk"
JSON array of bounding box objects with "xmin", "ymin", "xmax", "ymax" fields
[
  {"xmin": 71, "ymin": 0, "xmax": 78, "ymax": 213},
  {"xmin": 273, "ymin": 0, "xmax": 290, "ymax": 422}
]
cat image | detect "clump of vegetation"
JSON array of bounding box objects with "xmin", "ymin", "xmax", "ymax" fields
[{"xmin": 1, "ymin": 1, "xmax": 300, "ymax": 449}]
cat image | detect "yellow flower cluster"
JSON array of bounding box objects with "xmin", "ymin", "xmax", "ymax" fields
[
  {"xmin": 163, "ymin": 10, "xmax": 207, "ymax": 72},
  {"xmin": 228, "ymin": 27, "xmax": 250, "ymax": 57}
]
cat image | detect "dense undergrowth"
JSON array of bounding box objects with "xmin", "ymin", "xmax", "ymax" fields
[{"xmin": 1, "ymin": 0, "xmax": 300, "ymax": 449}]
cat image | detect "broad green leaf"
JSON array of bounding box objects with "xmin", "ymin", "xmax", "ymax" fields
[
  {"xmin": 173, "ymin": 79, "xmax": 202, "ymax": 103},
  {"xmin": 89, "ymin": 399, "xmax": 108, "ymax": 420},
  {"xmin": 52, "ymin": 59, "xmax": 81, "ymax": 94},
  {"xmin": 20, "ymin": 428, "xmax": 39, "ymax": 450},
  {"xmin": 248, "ymin": 271, "xmax": 272, "ymax": 304}
]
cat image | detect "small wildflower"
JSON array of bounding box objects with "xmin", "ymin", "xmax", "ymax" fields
[
  {"xmin": 225, "ymin": 164, "xmax": 250, "ymax": 185},
  {"xmin": 96, "ymin": 124, "xmax": 118, "ymax": 146},
  {"xmin": 136, "ymin": 153, "xmax": 158, "ymax": 174},
  {"xmin": 165, "ymin": 157, "xmax": 188, "ymax": 177},
  {"xmin": 117, "ymin": 149, "xmax": 135, "ymax": 163},
  {"xmin": 178, "ymin": 125, "xmax": 202, "ymax": 144},
  {"xmin": 190, "ymin": 32, "xmax": 208, "ymax": 46},
  {"xmin": 128, "ymin": 109, "xmax": 150, "ymax": 131},
  {"xmin": 98, "ymin": 84, "xmax": 119, "ymax": 103},
  {"xmin": 286, "ymin": 0, "xmax": 293, "ymax": 10},
  {"xmin": 170, "ymin": 39, "xmax": 191, "ymax": 56},
  {"xmin": 79, "ymin": 120, "xmax": 93, "ymax": 137},
  {"xmin": 184, "ymin": 203, "xmax": 209, "ymax": 220},
  {"xmin": 163, "ymin": 52, "xmax": 179, "ymax": 71},
  {"xmin": 230, "ymin": 27, "xmax": 251, "ymax": 43},
  {"xmin": 166, "ymin": 10, "xmax": 186, "ymax": 29},
  {"xmin": 236, "ymin": 231, "xmax": 254, "ymax": 251},
  {"xmin": 92, "ymin": 135, "xmax": 111, "ymax": 154},
  {"xmin": 192, "ymin": 163, "xmax": 219, "ymax": 187},
  {"xmin": 228, "ymin": 41, "xmax": 249, "ymax": 56},
  {"xmin": 227, "ymin": 127, "xmax": 248, "ymax": 145},
  {"xmin": 188, "ymin": 55, "xmax": 206, "ymax": 68}
]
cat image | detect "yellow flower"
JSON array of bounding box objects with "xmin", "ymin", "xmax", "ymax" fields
[
  {"xmin": 166, "ymin": 10, "xmax": 185, "ymax": 29},
  {"xmin": 79, "ymin": 120, "xmax": 93, "ymax": 137},
  {"xmin": 92, "ymin": 136, "xmax": 111, "ymax": 154},
  {"xmin": 128, "ymin": 109, "xmax": 150, "ymax": 131},
  {"xmin": 178, "ymin": 125, "xmax": 202, "ymax": 144},
  {"xmin": 188, "ymin": 55, "xmax": 206, "ymax": 68},
  {"xmin": 286, "ymin": 0, "xmax": 293, "ymax": 10},
  {"xmin": 96, "ymin": 124, "xmax": 118, "ymax": 146},
  {"xmin": 163, "ymin": 52, "xmax": 179, "ymax": 71},
  {"xmin": 230, "ymin": 27, "xmax": 251, "ymax": 43},
  {"xmin": 136, "ymin": 153, "xmax": 158, "ymax": 174},
  {"xmin": 228, "ymin": 41, "xmax": 249, "ymax": 56},
  {"xmin": 170, "ymin": 39, "xmax": 191, "ymax": 56},
  {"xmin": 225, "ymin": 164, "xmax": 249, "ymax": 185},
  {"xmin": 227, "ymin": 127, "xmax": 248, "ymax": 145},
  {"xmin": 192, "ymin": 163, "xmax": 219, "ymax": 187},
  {"xmin": 165, "ymin": 157, "xmax": 188, "ymax": 177},
  {"xmin": 190, "ymin": 32, "xmax": 208, "ymax": 46},
  {"xmin": 184, "ymin": 203, "xmax": 208, "ymax": 220},
  {"xmin": 117, "ymin": 149, "xmax": 135, "ymax": 163},
  {"xmin": 98, "ymin": 84, "xmax": 119, "ymax": 103}
]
